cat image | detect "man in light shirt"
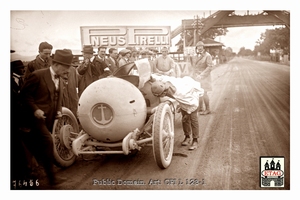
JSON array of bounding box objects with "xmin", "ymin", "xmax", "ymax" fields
[
  {"xmin": 150, "ymin": 74, "xmax": 204, "ymax": 150},
  {"xmin": 153, "ymin": 47, "xmax": 176, "ymax": 77}
]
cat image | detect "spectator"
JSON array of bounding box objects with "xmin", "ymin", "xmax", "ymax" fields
[
  {"xmin": 77, "ymin": 45, "xmax": 95, "ymax": 97},
  {"xmin": 105, "ymin": 48, "xmax": 119, "ymax": 74},
  {"xmin": 118, "ymin": 49, "xmax": 131, "ymax": 67},
  {"xmin": 153, "ymin": 47, "xmax": 176, "ymax": 77},
  {"xmin": 192, "ymin": 41, "xmax": 213, "ymax": 115},
  {"xmin": 20, "ymin": 49, "xmax": 73, "ymax": 186},
  {"xmin": 150, "ymin": 74, "xmax": 204, "ymax": 150},
  {"xmin": 60, "ymin": 49, "xmax": 79, "ymax": 118},
  {"xmin": 127, "ymin": 47, "xmax": 138, "ymax": 62},
  {"xmin": 24, "ymin": 41, "xmax": 53, "ymax": 81},
  {"xmin": 140, "ymin": 49, "xmax": 155, "ymax": 73},
  {"xmin": 91, "ymin": 46, "xmax": 111, "ymax": 81},
  {"xmin": 11, "ymin": 60, "xmax": 30, "ymax": 182}
]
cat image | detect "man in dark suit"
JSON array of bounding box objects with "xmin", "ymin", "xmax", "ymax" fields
[
  {"xmin": 24, "ymin": 41, "xmax": 53, "ymax": 81},
  {"xmin": 106, "ymin": 47, "xmax": 119, "ymax": 74},
  {"xmin": 20, "ymin": 49, "xmax": 73, "ymax": 187},
  {"xmin": 11, "ymin": 60, "xmax": 30, "ymax": 184}
]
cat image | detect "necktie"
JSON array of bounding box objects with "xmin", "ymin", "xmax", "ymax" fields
[{"xmin": 54, "ymin": 74, "xmax": 60, "ymax": 79}]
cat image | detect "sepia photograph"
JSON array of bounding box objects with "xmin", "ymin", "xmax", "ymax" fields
[{"xmin": 5, "ymin": 0, "xmax": 299, "ymax": 199}]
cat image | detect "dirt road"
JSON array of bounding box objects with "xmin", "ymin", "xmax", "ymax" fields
[{"xmin": 36, "ymin": 57, "xmax": 290, "ymax": 190}]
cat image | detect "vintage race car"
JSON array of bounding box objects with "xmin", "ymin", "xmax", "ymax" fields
[{"xmin": 51, "ymin": 59, "xmax": 178, "ymax": 169}]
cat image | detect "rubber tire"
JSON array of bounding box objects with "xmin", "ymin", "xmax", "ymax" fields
[
  {"xmin": 52, "ymin": 107, "xmax": 79, "ymax": 168},
  {"xmin": 152, "ymin": 103, "xmax": 174, "ymax": 169}
]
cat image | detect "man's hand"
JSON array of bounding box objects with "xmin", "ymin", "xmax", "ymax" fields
[
  {"xmin": 149, "ymin": 75, "xmax": 156, "ymax": 82},
  {"xmin": 56, "ymin": 111, "xmax": 62, "ymax": 119},
  {"xmin": 34, "ymin": 109, "xmax": 46, "ymax": 119}
]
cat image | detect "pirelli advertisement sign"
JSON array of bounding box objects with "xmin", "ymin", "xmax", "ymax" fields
[{"xmin": 80, "ymin": 26, "xmax": 171, "ymax": 49}]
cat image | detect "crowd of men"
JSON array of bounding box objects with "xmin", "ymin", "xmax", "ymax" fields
[{"xmin": 10, "ymin": 41, "xmax": 213, "ymax": 189}]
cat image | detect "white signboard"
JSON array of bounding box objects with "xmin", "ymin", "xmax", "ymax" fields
[
  {"xmin": 80, "ymin": 26, "xmax": 171, "ymax": 49},
  {"xmin": 184, "ymin": 46, "xmax": 196, "ymax": 56}
]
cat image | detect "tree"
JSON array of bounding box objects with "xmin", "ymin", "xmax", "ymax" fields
[
  {"xmin": 238, "ymin": 47, "xmax": 254, "ymax": 56},
  {"xmin": 255, "ymin": 27, "xmax": 290, "ymax": 56}
]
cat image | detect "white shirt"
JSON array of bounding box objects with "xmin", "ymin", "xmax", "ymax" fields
[{"xmin": 50, "ymin": 66, "xmax": 59, "ymax": 90}]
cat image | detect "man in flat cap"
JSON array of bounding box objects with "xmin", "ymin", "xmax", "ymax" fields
[
  {"xmin": 20, "ymin": 49, "xmax": 73, "ymax": 187},
  {"xmin": 192, "ymin": 41, "xmax": 213, "ymax": 115},
  {"xmin": 118, "ymin": 48, "xmax": 131, "ymax": 67},
  {"xmin": 24, "ymin": 41, "xmax": 53, "ymax": 81}
]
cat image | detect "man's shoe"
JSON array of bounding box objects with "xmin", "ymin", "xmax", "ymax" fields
[
  {"xmin": 199, "ymin": 110, "xmax": 211, "ymax": 115},
  {"xmin": 203, "ymin": 110, "xmax": 211, "ymax": 115},
  {"xmin": 181, "ymin": 137, "xmax": 191, "ymax": 146},
  {"xmin": 189, "ymin": 141, "xmax": 198, "ymax": 150}
]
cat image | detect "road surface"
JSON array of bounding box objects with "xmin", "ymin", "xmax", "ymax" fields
[{"xmin": 35, "ymin": 57, "xmax": 290, "ymax": 190}]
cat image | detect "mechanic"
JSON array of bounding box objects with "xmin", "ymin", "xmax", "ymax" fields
[
  {"xmin": 150, "ymin": 74, "xmax": 204, "ymax": 150},
  {"xmin": 192, "ymin": 41, "xmax": 213, "ymax": 115}
]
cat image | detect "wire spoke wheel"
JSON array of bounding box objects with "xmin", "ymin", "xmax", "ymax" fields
[
  {"xmin": 153, "ymin": 103, "xmax": 174, "ymax": 169},
  {"xmin": 52, "ymin": 107, "xmax": 79, "ymax": 168}
]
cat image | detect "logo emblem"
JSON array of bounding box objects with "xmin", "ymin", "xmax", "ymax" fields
[
  {"xmin": 260, "ymin": 156, "xmax": 284, "ymax": 187},
  {"xmin": 92, "ymin": 103, "xmax": 113, "ymax": 125}
]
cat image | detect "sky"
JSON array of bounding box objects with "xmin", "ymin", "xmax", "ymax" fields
[{"xmin": 9, "ymin": 9, "xmax": 284, "ymax": 60}]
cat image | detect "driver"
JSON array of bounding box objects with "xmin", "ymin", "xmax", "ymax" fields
[{"xmin": 150, "ymin": 74, "xmax": 204, "ymax": 150}]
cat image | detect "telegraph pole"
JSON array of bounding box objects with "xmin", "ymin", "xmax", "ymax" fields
[{"xmin": 192, "ymin": 15, "xmax": 203, "ymax": 46}]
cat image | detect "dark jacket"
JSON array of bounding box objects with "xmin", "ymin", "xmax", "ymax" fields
[
  {"xmin": 24, "ymin": 55, "xmax": 52, "ymax": 81},
  {"xmin": 105, "ymin": 57, "xmax": 119, "ymax": 74},
  {"xmin": 20, "ymin": 68, "xmax": 63, "ymax": 131},
  {"xmin": 77, "ymin": 61, "xmax": 94, "ymax": 97},
  {"xmin": 62, "ymin": 66, "xmax": 79, "ymax": 117},
  {"xmin": 91, "ymin": 55, "xmax": 111, "ymax": 82}
]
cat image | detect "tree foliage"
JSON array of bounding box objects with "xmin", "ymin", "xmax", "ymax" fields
[
  {"xmin": 238, "ymin": 47, "xmax": 254, "ymax": 56},
  {"xmin": 253, "ymin": 27, "xmax": 290, "ymax": 56}
]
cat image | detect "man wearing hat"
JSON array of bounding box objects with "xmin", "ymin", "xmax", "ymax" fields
[
  {"xmin": 118, "ymin": 48, "xmax": 131, "ymax": 67},
  {"xmin": 24, "ymin": 41, "xmax": 53, "ymax": 81},
  {"xmin": 192, "ymin": 41, "xmax": 213, "ymax": 115},
  {"xmin": 127, "ymin": 47, "xmax": 138, "ymax": 62},
  {"xmin": 150, "ymin": 74, "xmax": 204, "ymax": 150},
  {"xmin": 77, "ymin": 45, "xmax": 95, "ymax": 97},
  {"xmin": 11, "ymin": 60, "xmax": 30, "ymax": 183},
  {"xmin": 20, "ymin": 49, "xmax": 73, "ymax": 187}
]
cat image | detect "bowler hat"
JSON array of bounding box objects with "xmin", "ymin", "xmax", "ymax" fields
[
  {"xmin": 52, "ymin": 49, "xmax": 73, "ymax": 66},
  {"xmin": 11, "ymin": 60, "xmax": 24, "ymax": 70},
  {"xmin": 81, "ymin": 45, "xmax": 95, "ymax": 54}
]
